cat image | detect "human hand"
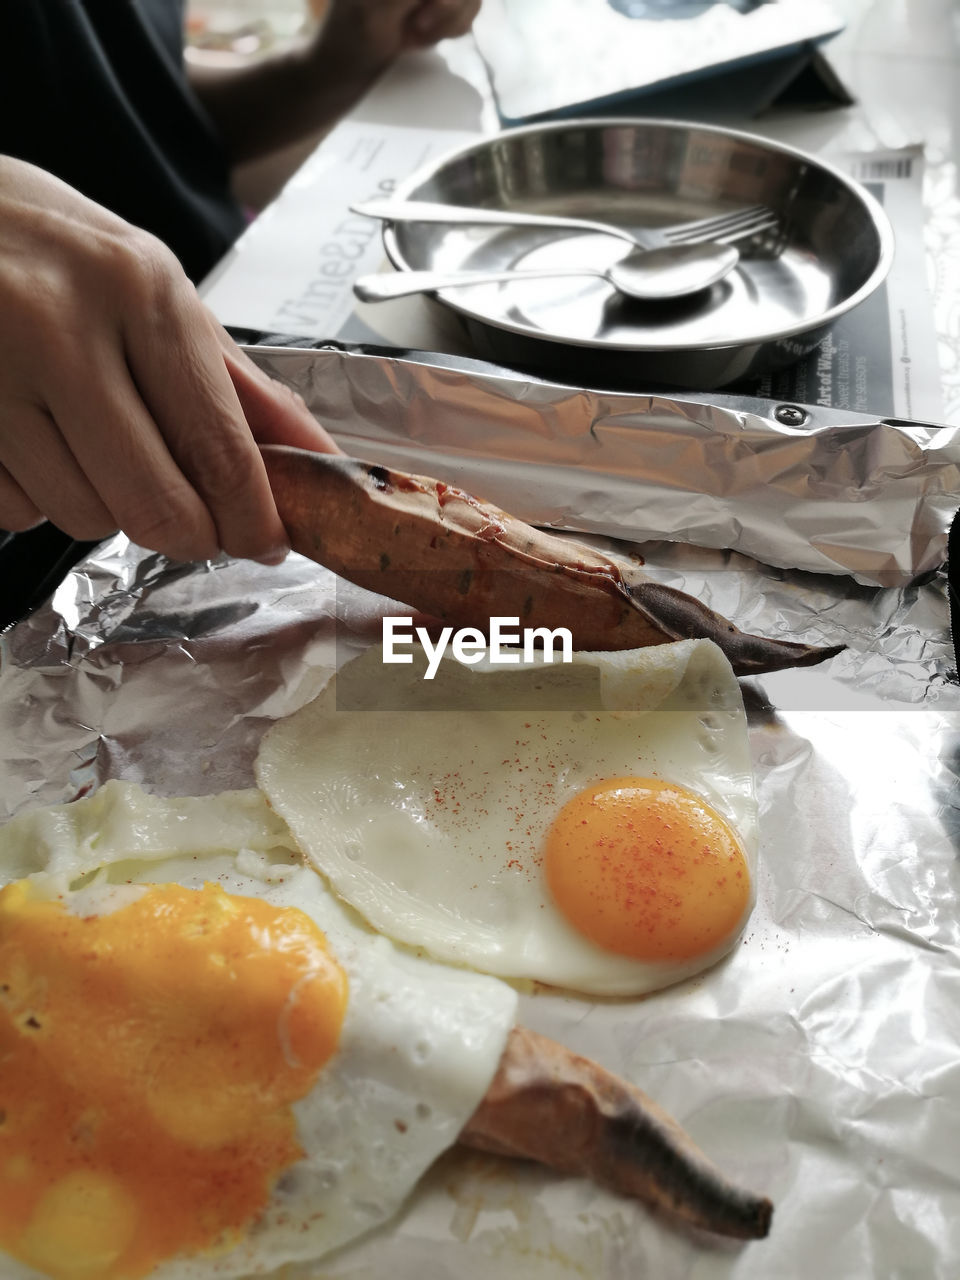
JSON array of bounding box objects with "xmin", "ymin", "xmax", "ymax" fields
[
  {"xmin": 192, "ymin": 0, "xmax": 481, "ymax": 164},
  {"xmin": 402, "ymin": 0, "xmax": 483, "ymax": 48},
  {"xmin": 315, "ymin": 0, "xmax": 481, "ymax": 77},
  {"xmin": 0, "ymin": 157, "xmax": 339, "ymax": 564}
]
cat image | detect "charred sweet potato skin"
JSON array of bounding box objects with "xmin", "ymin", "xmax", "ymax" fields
[
  {"xmin": 460, "ymin": 1026, "xmax": 773, "ymax": 1242},
  {"xmin": 262, "ymin": 447, "xmax": 842, "ymax": 676}
]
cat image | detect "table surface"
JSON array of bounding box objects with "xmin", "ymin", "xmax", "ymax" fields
[
  {"xmin": 4, "ymin": 9, "xmax": 959, "ymax": 1275},
  {"xmin": 332, "ymin": 0, "xmax": 960, "ymax": 424}
]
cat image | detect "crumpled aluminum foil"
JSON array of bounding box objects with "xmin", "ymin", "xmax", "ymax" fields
[
  {"xmin": 245, "ymin": 344, "xmax": 960, "ymax": 588},
  {"xmin": 0, "ymin": 349, "xmax": 958, "ymax": 1279}
]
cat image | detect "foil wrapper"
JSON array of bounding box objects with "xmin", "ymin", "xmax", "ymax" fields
[
  {"xmin": 0, "ymin": 348, "xmax": 958, "ymax": 1278},
  {"xmin": 244, "ymin": 344, "xmax": 960, "ymax": 588}
]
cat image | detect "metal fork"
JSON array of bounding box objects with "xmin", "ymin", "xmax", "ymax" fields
[{"xmin": 350, "ymin": 198, "xmax": 781, "ymax": 251}]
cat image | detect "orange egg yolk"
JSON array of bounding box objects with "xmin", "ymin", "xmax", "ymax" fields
[
  {"xmin": 0, "ymin": 879, "xmax": 348, "ymax": 1280},
  {"xmin": 544, "ymin": 776, "xmax": 750, "ymax": 961}
]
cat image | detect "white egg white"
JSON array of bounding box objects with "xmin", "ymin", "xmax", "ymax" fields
[
  {"xmin": 0, "ymin": 782, "xmax": 518, "ymax": 1279},
  {"xmin": 256, "ymin": 639, "xmax": 759, "ymax": 997}
]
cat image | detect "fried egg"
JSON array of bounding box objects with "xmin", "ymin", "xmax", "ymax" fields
[
  {"xmin": 256, "ymin": 639, "xmax": 758, "ymax": 997},
  {"xmin": 0, "ymin": 782, "xmax": 517, "ymax": 1280}
]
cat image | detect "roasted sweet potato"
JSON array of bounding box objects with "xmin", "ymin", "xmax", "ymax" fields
[
  {"xmin": 461, "ymin": 1026, "xmax": 773, "ymax": 1241},
  {"xmin": 262, "ymin": 446, "xmax": 842, "ymax": 676}
]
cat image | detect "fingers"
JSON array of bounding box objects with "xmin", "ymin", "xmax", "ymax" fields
[
  {"xmin": 0, "ymin": 158, "xmax": 338, "ymax": 569},
  {"xmin": 0, "ymin": 404, "xmax": 117, "ymax": 541},
  {"xmin": 5, "ymin": 322, "xmax": 313, "ymax": 561},
  {"xmin": 213, "ymin": 325, "xmax": 342, "ymax": 456},
  {"xmin": 407, "ymin": 0, "xmax": 480, "ymax": 44},
  {"xmin": 0, "ymin": 464, "xmax": 43, "ymax": 534},
  {"xmin": 42, "ymin": 348, "xmax": 221, "ymax": 562},
  {"xmin": 116, "ymin": 267, "xmax": 289, "ymax": 564}
]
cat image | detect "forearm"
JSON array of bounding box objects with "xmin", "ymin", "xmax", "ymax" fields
[
  {"xmin": 189, "ymin": 0, "xmax": 480, "ymax": 165},
  {"xmin": 189, "ymin": 38, "xmax": 387, "ymax": 166}
]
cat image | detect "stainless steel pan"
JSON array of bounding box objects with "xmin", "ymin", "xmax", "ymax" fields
[{"xmin": 379, "ymin": 119, "xmax": 894, "ymax": 390}]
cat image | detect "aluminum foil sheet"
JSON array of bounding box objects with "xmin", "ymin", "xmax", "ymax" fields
[
  {"xmin": 0, "ymin": 403, "xmax": 957, "ymax": 1278},
  {"xmin": 245, "ymin": 344, "xmax": 960, "ymax": 588}
]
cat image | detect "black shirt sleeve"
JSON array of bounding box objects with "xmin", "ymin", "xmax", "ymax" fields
[
  {"xmin": 0, "ymin": 0, "xmax": 251, "ymax": 626},
  {"xmin": 0, "ymin": 0, "xmax": 246, "ymax": 283}
]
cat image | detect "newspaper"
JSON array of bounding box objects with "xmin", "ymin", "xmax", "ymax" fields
[
  {"xmin": 201, "ymin": 123, "xmax": 942, "ymax": 421},
  {"xmin": 734, "ymin": 146, "xmax": 942, "ymax": 421},
  {"xmin": 201, "ymin": 122, "xmax": 478, "ymax": 340}
]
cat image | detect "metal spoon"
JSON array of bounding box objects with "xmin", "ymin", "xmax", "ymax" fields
[{"xmin": 354, "ymin": 242, "xmax": 740, "ymax": 304}]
